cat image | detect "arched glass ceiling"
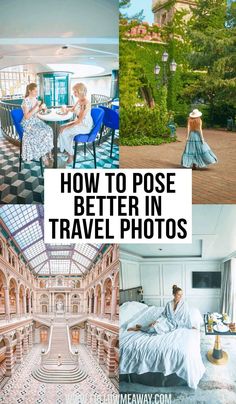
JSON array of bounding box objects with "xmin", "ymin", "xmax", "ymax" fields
[{"xmin": 0, "ymin": 205, "xmax": 101, "ymax": 276}]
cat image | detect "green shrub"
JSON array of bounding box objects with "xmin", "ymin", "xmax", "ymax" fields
[{"xmin": 120, "ymin": 105, "xmax": 174, "ymax": 146}]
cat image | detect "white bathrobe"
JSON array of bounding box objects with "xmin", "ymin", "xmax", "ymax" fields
[{"xmin": 141, "ymin": 300, "xmax": 192, "ymax": 335}]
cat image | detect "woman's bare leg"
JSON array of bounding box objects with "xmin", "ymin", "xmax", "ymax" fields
[{"xmin": 127, "ymin": 324, "xmax": 142, "ymax": 332}]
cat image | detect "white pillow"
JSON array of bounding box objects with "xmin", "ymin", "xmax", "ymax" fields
[
  {"xmin": 126, "ymin": 306, "xmax": 164, "ymax": 329},
  {"xmin": 189, "ymin": 307, "xmax": 203, "ymax": 330},
  {"xmin": 120, "ymin": 301, "xmax": 148, "ymax": 327}
]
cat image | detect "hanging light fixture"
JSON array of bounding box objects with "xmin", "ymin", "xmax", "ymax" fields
[
  {"xmin": 162, "ymin": 51, "xmax": 169, "ymax": 62},
  {"xmin": 154, "ymin": 64, "xmax": 161, "ymax": 76},
  {"xmin": 170, "ymin": 60, "xmax": 177, "ymax": 72}
]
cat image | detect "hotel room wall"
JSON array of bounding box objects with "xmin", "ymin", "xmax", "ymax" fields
[
  {"xmin": 70, "ymin": 75, "xmax": 112, "ymax": 99},
  {"xmin": 120, "ymin": 255, "xmax": 222, "ymax": 314}
]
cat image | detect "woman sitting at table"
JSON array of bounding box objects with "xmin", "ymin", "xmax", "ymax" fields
[
  {"xmin": 58, "ymin": 82, "xmax": 93, "ymax": 164},
  {"xmin": 21, "ymin": 83, "xmax": 54, "ymax": 166}
]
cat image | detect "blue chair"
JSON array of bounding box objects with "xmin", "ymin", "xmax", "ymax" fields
[
  {"xmin": 73, "ymin": 107, "xmax": 104, "ymax": 169},
  {"xmin": 11, "ymin": 109, "xmax": 43, "ymax": 176},
  {"xmin": 99, "ymin": 106, "xmax": 119, "ymax": 158},
  {"xmin": 111, "ymin": 98, "xmax": 119, "ymax": 112}
]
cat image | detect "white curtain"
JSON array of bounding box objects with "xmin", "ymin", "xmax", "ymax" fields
[{"xmin": 220, "ymin": 258, "xmax": 236, "ymax": 322}]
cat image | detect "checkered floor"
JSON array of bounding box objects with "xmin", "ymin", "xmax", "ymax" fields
[
  {"xmin": 0, "ymin": 344, "xmax": 118, "ymax": 404},
  {"xmin": 0, "ymin": 132, "xmax": 119, "ymax": 204}
]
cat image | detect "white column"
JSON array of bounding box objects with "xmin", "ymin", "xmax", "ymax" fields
[
  {"xmin": 16, "ymin": 291, "xmax": 20, "ymax": 317},
  {"xmin": 52, "ymin": 293, "xmax": 55, "ymax": 313},
  {"xmin": 101, "ymin": 291, "xmax": 105, "ymax": 317},
  {"xmin": 4, "ymin": 287, "xmax": 10, "ymax": 320},
  {"xmin": 49, "ymin": 293, "xmax": 52, "ymax": 313},
  {"xmin": 68, "ymin": 293, "xmax": 71, "ymax": 313},
  {"xmin": 23, "ymin": 293, "xmax": 26, "ymax": 315},
  {"xmin": 65, "ymin": 293, "xmax": 68, "ymax": 313},
  {"xmin": 111, "ymin": 286, "xmax": 117, "ymax": 320}
]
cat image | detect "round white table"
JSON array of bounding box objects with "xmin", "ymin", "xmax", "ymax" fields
[{"xmin": 38, "ymin": 109, "xmax": 73, "ymax": 168}]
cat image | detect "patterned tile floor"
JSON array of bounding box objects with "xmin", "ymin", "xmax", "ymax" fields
[
  {"xmin": 0, "ymin": 344, "xmax": 118, "ymax": 404},
  {"xmin": 0, "ymin": 132, "xmax": 119, "ymax": 204}
]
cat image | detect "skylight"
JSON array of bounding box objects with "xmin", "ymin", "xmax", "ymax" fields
[{"xmin": 0, "ymin": 205, "xmax": 102, "ymax": 276}]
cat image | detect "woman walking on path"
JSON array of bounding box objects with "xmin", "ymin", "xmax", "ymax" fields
[{"xmin": 181, "ymin": 109, "xmax": 217, "ymax": 168}]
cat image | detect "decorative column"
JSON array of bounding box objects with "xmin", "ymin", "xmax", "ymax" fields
[
  {"xmin": 4, "ymin": 287, "xmax": 10, "ymax": 320},
  {"xmin": 94, "ymin": 292, "xmax": 98, "ymax": 316},
  {"xmin": 23, "ymin": 331, "xmax": 29, "ymax": 355},
  {"xmin": 91, "ymin": 326, "xmax": 97, "ymax": 355},
  {"xmin": 49, "ymin": 293, "xmax": 52, "ymax": 313},
  {"xmin": 52, "ymin": 293, "xmax": 55, "ymax": 314},
  {"xmin": 5, "ymin": 345, "xmax": 14, "ymax": 376},
  {"xmin": 87, "ymin": 324, "xmax": 92, "ymax": 347},
  {"xmin": 88, "ymin": 296, "xmax": 92, "ymax": 314},
  {"xmin": 97, "ymin": 329, "xmax": 105, "ymax": 364},
  {"xmin": 16, "ymin": 291, "xmax": 20, "ymax": 317},
  {"xmin": 66, "ymin": 293, "xmax": 68, "ymax": 313},
  {"xmin": 106, "ymin": 333, "xmax": 117, "ymax": 377},
  {"xmin": 23, "ymin": 293, "xmax": 26, "ymax": 315},
  {"xmin": 28, "ymin": 326, "xmax": 33, "ymax": 349},
  {"xmin": 101, "ymin": 291, "xmax": 105, "ymax": 317},
  {"xmin": 111, "ymin": 286, "xmax": 117, "ymax": 321},
  {"xmin": 68, "ymin": 293, "xmax": 71, "ymax": 314},
  {"xmin": 28, "ymin": 294, "xmax": 32, "ymax": 314},
  {"xmin": 16, "ymin": 335, "xmax": 23, "ymax": 364}
]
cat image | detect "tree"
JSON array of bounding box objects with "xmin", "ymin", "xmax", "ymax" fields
[
  {"xmin": 186, "ymin": 0, "xmax": 236, "ymax": 124},
  {"xmin": 119, "ymin": 0, "xmax": 144, "ymax": 22}
]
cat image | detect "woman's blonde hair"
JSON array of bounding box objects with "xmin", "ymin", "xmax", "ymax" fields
[
  {"xmin": 188, "ymin": 117, "xmax": 202, "ymax": 132},
  {"xmin": 172, "ymin": 284, "xmax": 182, "ymax": 295},
  {"xmin": 72, "ymin": 82, "xmax": 87, "ymax": 97},
  {"xmin": 25, "ymin": 83, "xmax": 37, "ymax": 98}
]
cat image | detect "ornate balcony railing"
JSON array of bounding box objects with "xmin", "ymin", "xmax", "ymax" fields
[{"xmin": 0, "ymin": 94, "xmax": 111, "ymax": 145}]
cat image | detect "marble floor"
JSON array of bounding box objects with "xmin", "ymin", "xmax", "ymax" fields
[
  {"xmin": 0, "ymin": 344, "xmax": 118, "ymax": 404},
  {"xmin": 120, "ymin": 328, "xmax": 236, "ymax": 404}
]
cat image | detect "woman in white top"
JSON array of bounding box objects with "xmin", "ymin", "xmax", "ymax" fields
[
  {"xmin": 59, "ymin": 83, "xmax": 93, "ymax": 164},
  {"xmin": 21, "ymin": 83, "xmax": 53, "ymax": 165}
]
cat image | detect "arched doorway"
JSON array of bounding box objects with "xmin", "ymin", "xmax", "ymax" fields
[
  {"xmin": 19, "ymin": 284, "xmax": 25, "ymax": 315},
  {"xmin": 9, "ymin": 278, "xmax": 17, "ymax": 315},
  {"xmin": 71, "ymin": 328, "xmax": 80, "ymax": 344},
  {"xmin": 55, "ymin": 294, "xmax": 65, "ymax": 313},
  {"xmin": 90, "ymin": 289, "xmax": 95, "ymax": 313},
  {"xmin": 0, "ymin": 270, "xmax": 7, "ymax": 317},
  {"xmin": 42, "ymin": 305, "xmax": 48, "ymax": 313},
  {"xmin": 40, "ymin": 327, "xmax": 48, "ymax": 343},
  {"xmin": 72, "ymin": 305, "xmax": 78, "ymax": 313},
  {"xmin": 39, "ymin": 294, "xmax": 49, "ymax": 313},
  {"xmin": 104, "ymin": 278, "xmax": 112, "ymax": 316},
  {"xmin": 25, "ymin": 289, "xmax": 30, "ymax": 313},
  {"xmin": 95, "ymin": 284, "xmax": 102, "ymax": 315}
]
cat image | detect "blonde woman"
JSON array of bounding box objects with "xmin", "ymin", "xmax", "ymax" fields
[
  {"xmin": 59, "ymin": 83, "xmax": 93, "ymax": 164},
  {"xmin": 128, "ymin": 285, "xmax": 195, "ymax": 335},
  {"xmin": 21, "ymin": 83, "xmax": 53, "ymax": 165},
  {"xmin": 181, "ymin": 109, "xmax": 217, "ymax": 168}
]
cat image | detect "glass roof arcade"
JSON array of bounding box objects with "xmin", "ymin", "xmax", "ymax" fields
[{"xmin": 0, "ymin": 205, "xmax": 102, "ymax": 276}]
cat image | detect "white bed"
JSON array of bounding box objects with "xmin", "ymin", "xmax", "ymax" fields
[{"xmin": 120, "ymin": 302, "xmax": 205, "ymax": 389}]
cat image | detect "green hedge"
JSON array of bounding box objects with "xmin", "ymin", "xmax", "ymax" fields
[{"xmin": 120, "ymin": 105, "xmax": 175, "ymax": 146}]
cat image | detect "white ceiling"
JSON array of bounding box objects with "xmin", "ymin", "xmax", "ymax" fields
[
  {"xmin": 121, "ymin": 205, "xmax": 236, "ymax": 261},
  {"xmin": 0, "ymin": 0, "xmax": 118, "ymax": 74}
]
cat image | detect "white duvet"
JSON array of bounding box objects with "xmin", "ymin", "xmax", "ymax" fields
[{"xmin": 120, "ymin": 305, "xmax": 205, "ymax": 389}]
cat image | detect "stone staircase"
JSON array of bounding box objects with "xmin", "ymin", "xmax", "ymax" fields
[{"xmin": 32, "ymin": 320, "xmax": 87, "ymax": 383}]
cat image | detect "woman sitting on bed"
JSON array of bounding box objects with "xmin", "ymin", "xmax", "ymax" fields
[{"xmin": 128, "ymin": 284, "xmax": 195, "ymax": 334}]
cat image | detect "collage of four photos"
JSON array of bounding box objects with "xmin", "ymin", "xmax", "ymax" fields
[{"xmin": 0, "ymin": 0, "xmax": 236, "ymax": 403}]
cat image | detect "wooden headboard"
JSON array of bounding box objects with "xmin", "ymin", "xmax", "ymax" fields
[{"xmin": 119, "ymin": 286, "xmax": 144, "ymax": 305}]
